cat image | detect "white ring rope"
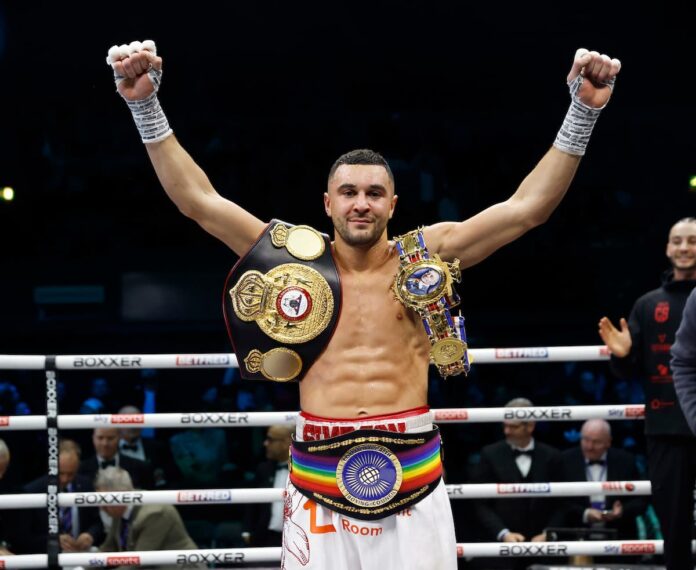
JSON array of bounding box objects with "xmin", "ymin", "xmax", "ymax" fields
[
  {"xmin": 4, "ymin": 540, "xmax": 696, "ymax": 567},
  {"xmin": 0, "ymin": 481, "xmax": 651, "ymax": 510},
  {"xmin": 0, "ymin": 345, "xmax": 609, "ymax": 370},
  {"xmin": 0, "ymin": 405, "xmax": 645, "ymax": 431}
]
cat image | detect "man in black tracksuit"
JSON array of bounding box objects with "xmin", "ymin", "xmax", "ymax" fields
[{"xmin": 599, "ymin": 217, "xmax": 696, "ymax": 570}]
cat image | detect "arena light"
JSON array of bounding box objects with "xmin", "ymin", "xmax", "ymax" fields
[
  {"xmin": 690, "ymin": 175, "xmax": 696, "ymax": 192},
  {"xmin": 1, "ymin": 186, "xmax": 14, "ymax": 201}
]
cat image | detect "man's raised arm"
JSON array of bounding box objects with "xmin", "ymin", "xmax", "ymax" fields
[
  {"xmin": 107, "ymin": 40, "xmax": 265, "ymax": 256},
  {"xmin": 424, "ymin": 49, "xmax": 621, "ymax": 267}
]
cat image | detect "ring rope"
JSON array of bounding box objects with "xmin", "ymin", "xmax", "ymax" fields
[
  {"xmin": 5, "ymin": 540, "xmax": 696, "ymax": 567},
  {"xmin": 0, "ymin": 405, "xmax": 645, "ymax": 431},
  {"xmin": 0, "ymin": 481, "xmax": 651, "ymax": 510},
  {"xmin": 0, "ymin": 345, "xmax": 609, "ymax": 370}
]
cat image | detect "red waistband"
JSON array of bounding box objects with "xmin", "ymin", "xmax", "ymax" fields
[{"xmin": 299, "ymin": 406, "xmax": 430, "ymax": 423}]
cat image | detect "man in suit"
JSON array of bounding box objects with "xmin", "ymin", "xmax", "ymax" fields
[
  {"xmin": 21, "ymin": 439, "xmax": 104, "ymax": 554},
  {"xmin": 243, "ymin": 425, "xmax": 293, "ymax": 547},
  {"xmin": 558, "ymin": 419, "xmax": 647, "ymax": 540},
  {"xmin": 0, "ymin": 438, "xmax": 20, "ymax": 554},
  {"xmin": 96, "ymin": 467, "xmax": 199, "ymax": 570},
  {"xmin": 117, "ymin": 405, "xmax": 179, "ymax": 489},
  {"xmin": 81, "ymin": 427, "xmax": 154, "ymax": 490},
  {"xmin": 472, "ymin": 398, "xmax": 564, "ymax": 569}
]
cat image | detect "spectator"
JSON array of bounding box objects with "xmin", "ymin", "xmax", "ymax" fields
[
  {"xmin": 243, "ymin": 425, "xmax": 293, "ymax": 547},
  {"xmin": 471, "ymin": 397, "xmax": 564, "ymax": 570},
  {"xmin": 558, "ymin": 420, "xmax": 647, "ymax": 540},
  {"xmin": 117, "ymin": 405, "xmax": 178, "ymax": 489},
  {"xmin": 21, "ymin": 439, "xmax": 104, "ymax": 553},
  {"xmin": 96, "ymin": 467, "xmax": 199, "ymax": 569}
]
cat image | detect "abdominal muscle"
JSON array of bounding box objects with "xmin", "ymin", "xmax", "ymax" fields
[{"xmin": 299, "ymin": 259, "xmax": 432, "ymax": 418}]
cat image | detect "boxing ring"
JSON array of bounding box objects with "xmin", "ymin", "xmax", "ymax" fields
[{"xmin": 0, "ymin": 345, "xmax": 687, "ymax": 568}]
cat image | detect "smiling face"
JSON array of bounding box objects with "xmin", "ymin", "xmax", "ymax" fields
[
  {"xmin": 666, "ymin": 220, "xmax": 696, "ymax": 279},
  {"xmin": 324, "ymin": 164, "xmax": 397, "ymax": 248}
]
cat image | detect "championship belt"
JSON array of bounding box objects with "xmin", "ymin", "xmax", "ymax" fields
[
  {"xmin": 223, "ymin": 220, "xmax": 341, "ymax": 382},
  {"xmin": 392, "ymin": 228, "xmax": 470, "ymax": 377},
  {"xmin": 290, "ymin": 427, "xmax": 442, "ymax": 521}
]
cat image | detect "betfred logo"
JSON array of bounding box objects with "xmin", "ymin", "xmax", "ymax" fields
[
  {"xmin": 621, "ymin": 543, "xmax": 655, "ymax": 554},
  {"xmin": 107, "ymin": 557, "xmax": 140, "ymax": 566},
  {"xmin": 175, "ymin": 354, "xmax": 230, "ymax": 366},
  {"xmin": 625, "ymin": 483, "xmax": 636, "ymax": 492},
  {"xmin": 599, "ymin": 346, "xmax": 610, "ymax": 357},
  {"xmin": 456, "ymin": 545, "xmax": 464, "ymax": 558},
  {"xmin": 435, "ymin": 410, "xmax": 468, "ymax": 421},
  {"xmin": 177, "ymin": 490, "xmax": 232, "ymax": 503},
  {"xmin": 602, "ymin": 481, "xmax": 623, "ymax": 492},
  {"xmin": 497, "ymin": 483, "xmax": 550, "ymax": 494},
  {"xmin": 111, "ymin": 414, "xmax": 144, "ymax": 424},
  {"xmin": 495, "ymin": 348, "xmax": 549, "ymax": 359},
  {"xmin": 0, "ymin": 560, "xmax": 5, "ymax": 568},
  {"xmin": 625, "ymin": 406, "xmax": 645, "ymax": 417},
  {"xmin": 0, "ymin": 417, "xmax": 9, "ymax": 427}
]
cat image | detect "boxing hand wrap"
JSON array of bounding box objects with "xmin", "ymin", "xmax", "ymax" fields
[
  {"xmin": 106, "ymin": 40, "xmax": 173, "ymax": 144},
  {"xmin": 553, "ymin": 73, "xmax": 615, "ymax": 156}
]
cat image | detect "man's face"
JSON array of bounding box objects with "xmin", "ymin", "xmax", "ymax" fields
[
  {"xmin": 503, "ymin": 421, "xmax": 534, "ymax": 448},
  {"xmin": 59, "ymin": 452, "xmax": 80, "ymax": 489},
  {"xmin": 97, "ymin": 494, "xmax": 127, "ymax": 520},
  {"xmin": 324, "ymin": 164, "xmax": 397, "ymax": 248},
  {"xmin": 421, "ymin": 269, "xmax": 439, "ymax": 286},
  {"xmin": 93, "ymin": 428, "xmax": 119, "ymax": 460},
  {"xmin": 666, "ymin": 221, "xmax": 696, "ymax": 274},
  {"xmin": 264, "ymin": 426, "xmax": 291, "ymax": 463},
  {"xmin": 580, "ymin": 426, "xmax": 611, "ymax": 462},
  {"xmin": 119, "ymin": 427, "xmax": 141, "ymax": 444}
]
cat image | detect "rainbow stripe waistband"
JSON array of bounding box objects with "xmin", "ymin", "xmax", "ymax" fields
[{"xmin": 290, "ymin": 427, "xmax": 442, "ymax": 521}]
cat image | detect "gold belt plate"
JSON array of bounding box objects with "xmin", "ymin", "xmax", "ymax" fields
[{"xmin": 230, "ymin": 263, "xmax": 334, "ymax": 344}]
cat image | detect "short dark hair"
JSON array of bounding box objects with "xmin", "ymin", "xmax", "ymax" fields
[{"xmin": 328, "ymin": 149, "xmax": 394, "ymax": 186}]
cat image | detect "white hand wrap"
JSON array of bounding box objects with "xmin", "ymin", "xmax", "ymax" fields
[
  {"xmin": 553, "ymin": 74, "xmax": 615, "ymax": 156},
  {"xmin": 106, "ymin": 40, "xmax": 173, "ymax": 144}
]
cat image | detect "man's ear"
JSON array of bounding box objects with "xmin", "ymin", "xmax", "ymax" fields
[
  {"xmin": 389, "ymin": 194, "xmax": 398, "ymax": 219},
  {"xmin": 324, "ymin": 192, "xmax": 331, "ymax": 217}
]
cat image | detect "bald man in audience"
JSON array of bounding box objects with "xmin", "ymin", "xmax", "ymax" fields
[{"xmin": 558, "ymin": 419, "xmax": 647, "ymax": 540}]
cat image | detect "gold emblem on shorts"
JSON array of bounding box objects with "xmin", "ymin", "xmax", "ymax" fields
[
  {"xmin": 270, "ymin": 223, "xmax": 325, "ymax": 261},
  {"xmin": 430, "ymin": 338, "xmax": 467, "ymax": 366},
  {"xmin": 244, "ymin": 348, "xmax": 303, "ymax": 381},
  {"xmin": 230, "ymin": 263, "xmax": 334, "ymax": 344}
]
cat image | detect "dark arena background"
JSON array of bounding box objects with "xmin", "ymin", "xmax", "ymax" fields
[{"xmin": 0, "ymin": 2, "xmax": 694, "ymax": 567}]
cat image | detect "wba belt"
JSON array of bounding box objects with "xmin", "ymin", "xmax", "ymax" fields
[
  {"xmin": 223, "ymin": 220, "xmax": 341, "ymax": 382},
  {"xmin": 290, "ymin": 427, "xmax": 442, "ymax": 521}
]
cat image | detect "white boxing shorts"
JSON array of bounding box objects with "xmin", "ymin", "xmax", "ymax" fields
[{"xmin": 281, "ymin": 407, "xmax": 457, "ymax": 570}]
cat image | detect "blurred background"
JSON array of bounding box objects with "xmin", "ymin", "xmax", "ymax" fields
[{"xmin": 0, "ymin": 0, "xmax": 693, "ymax": 516}]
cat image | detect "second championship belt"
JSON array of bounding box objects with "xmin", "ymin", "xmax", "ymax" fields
[{"xmin": 392, "ymin": 228, "xmax": 470, "ymax": 378}]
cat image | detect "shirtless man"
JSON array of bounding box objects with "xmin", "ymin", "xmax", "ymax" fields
[{"xmin": 107, "ymin": 41, "xmax": 620, "ymax": 569}]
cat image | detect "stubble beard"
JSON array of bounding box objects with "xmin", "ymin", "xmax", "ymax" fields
[{"xmin": 334, "ymin": 217, "xmax": 387, "ymax": 248}]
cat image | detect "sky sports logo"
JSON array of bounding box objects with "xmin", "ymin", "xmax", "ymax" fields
[
  {"xmin": 111, "ymin": 414, "xmax": 144, "ymax": 424},
  {"xmin": 107, "ymin": 557, "xmax": 141, "ymax": 565},
  {"xmin": 434, "ymin": 410, "xmax": 469, "ymax": 421},
  {"xmin": 621, "ymin": 543, "xmax": 656, "ymax": 554}
]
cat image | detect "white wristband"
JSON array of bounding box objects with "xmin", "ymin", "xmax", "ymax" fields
[
  {"xmin": 125, "ymin": 91, "xmax": 173, "ymax": 144},
  {"xmin": 553, "ymin": 74, "xmax": 614, "ymax": 156}
]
